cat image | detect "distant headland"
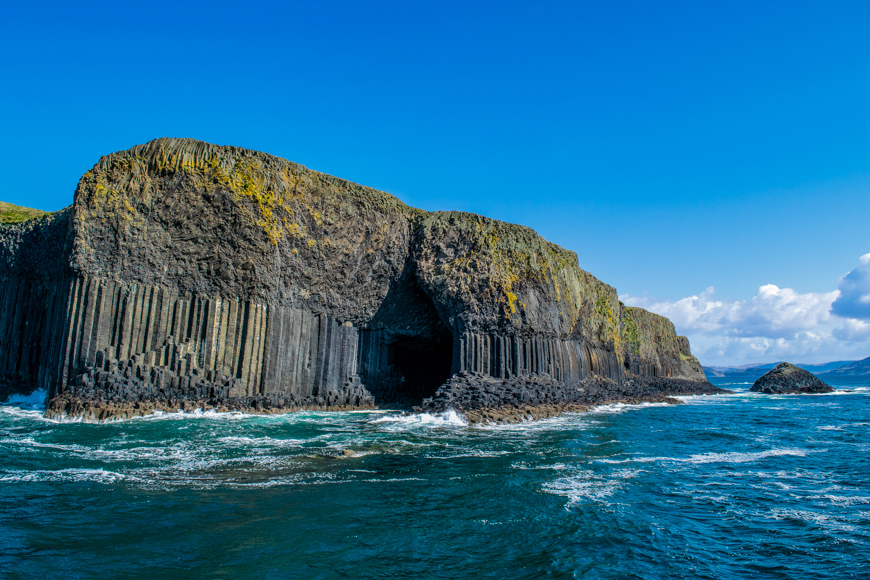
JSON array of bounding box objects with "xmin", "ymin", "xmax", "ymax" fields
[{"xmin": 0, "ymin": 138, "xmax": 725, "ymax": 422}]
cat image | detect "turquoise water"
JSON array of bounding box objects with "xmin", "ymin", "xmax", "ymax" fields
[{"xmin": 1, "ymin": 379, "xmax": 868, "ymax": 579}]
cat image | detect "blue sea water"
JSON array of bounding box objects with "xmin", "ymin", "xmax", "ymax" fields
[{"xmin": 1, "ymin": 378, "xmax": 868, "ymax": 579}]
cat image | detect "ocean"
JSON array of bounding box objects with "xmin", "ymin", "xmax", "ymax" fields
[{"xmin": 1, "ymin": 378, "xmax": 868, "ymax": 579}]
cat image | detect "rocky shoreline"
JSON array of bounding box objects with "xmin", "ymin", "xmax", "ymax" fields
[
  {"xmin": 416, "ymin": 371, "xmax": 730, "ymax": 424},
  {"xmin": 43, "ymin": 382, "xmax": 726, "ymax": 424},
  {"xmin": 43, "ymin": 352, "xmax": 376, "ymax": 421},
  {"xmin": 41, "ymin": 364, "xmax": 729, "ymax": 424},
  {"xmin": 37, "ymin": 349, "xmax": 727, "ymax": 424},
  {"xmin": 43, "ymin": 393, "xmax": 376, "ymax": 422}
]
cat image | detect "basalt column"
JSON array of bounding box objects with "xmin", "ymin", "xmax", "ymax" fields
[
  {"xmin": 48, "ymin": 276, "xmax": 368, "ymax": 405},
  {"xmin": 0, "ymin": 137, "xmax": 712, "ymax": 418},
  {"xmin": 454, "ymin": 332, "xmax": 625, "ymax": 383}
]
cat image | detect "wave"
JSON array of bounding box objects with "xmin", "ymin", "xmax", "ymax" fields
[
  {"xmin": 543, "ymin": 468, "xmax": 644, "ymax": 506},
  {"xmin": 0, "ymin": 468, "xmax": 130, "ymax": 484},
  {"xmin": 590, "ymin": 401, "xmax": 674, "ymax": 414},
  {"xmin": 0, "ymin": 405, "xmax": 49, "ymax": 422},
  {"xmin": 802, "ymin": 493, "xmax": 870, "ymax": 507},
  {"xmin": 770, "ymin": 508, "xmax": 859, "ymax": 533},
  {"xmin": 369, "ymin": 409, "xmax": 468, "ymax": 427},
  {"xmin": 596, "ymin": 447, "xmax": 813, "ymax": 465},
  {"xmin": 826, "ymin": 387, "xmax": 870, "ymax": 395},
  {"xmin": 512, "ymin": 462, "xmax": 569, "ymax": 471},
  {"xmin": 1, "ymin": 389, "xmax": 47, "ymax": 410},
  {"xmin": 217, "ymin": 436, "xmax": 306, "ymax": 448},
  {"xmin": 426, "ymin": 450, "xmax": 513, "ymax": 459}
]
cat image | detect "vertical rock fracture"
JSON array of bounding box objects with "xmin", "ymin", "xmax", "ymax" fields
[{"xmin": 0, "ymin": 139, "xmax": 722, "ymax": 421}]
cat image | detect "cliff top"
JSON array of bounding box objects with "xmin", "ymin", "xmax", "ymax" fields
[
  {"xmin": 4, "ymin": 137, "xmax": 693, "ymax": 361},
  {"xmin": 68, "ymin": 137, "xmax": 611, "ymax": 332},
  {"xmin": 0, "ymin": 201, "xmax": 52, "ymax": 224}
]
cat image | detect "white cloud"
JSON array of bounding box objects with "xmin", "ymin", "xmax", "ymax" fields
[
  {"xmin": 621, "ymin": 285, "xmax": 838, "ymax": 339},
  {"xmin": 620, "ymin": 259, "xmax": 870, "ymax": 366},
  {"xmin": 832, "ymin": 318, "xmax": 870, "ymax": 342},
  {"xmin": 831, "ymin": 253, "xmax": 870, "ymax": 320}
]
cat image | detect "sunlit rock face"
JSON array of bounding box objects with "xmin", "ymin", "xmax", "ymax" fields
[{"xmin": 0, "ymin": 138, "xmax": 712, "ymax": 420}]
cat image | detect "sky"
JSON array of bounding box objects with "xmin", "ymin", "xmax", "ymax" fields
[{"xmin": 2, "ymin": 1, "xmax": 869, "ymax": 366}]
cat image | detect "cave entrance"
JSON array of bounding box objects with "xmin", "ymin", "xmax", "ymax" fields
[
  {"xmin": 387, "ymin": 332, "xmax": 453, "ymax": 405},
  {"xmin": 358, "ymin": 263, "xmax": 456, "ymax": 407}
]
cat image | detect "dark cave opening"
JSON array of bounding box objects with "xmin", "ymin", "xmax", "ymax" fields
[
  {"xmin": 358, "ymin": 264, "xmax": 456, "ymax": 407},
  {"xmin": 386, "ymin": 333, "xmax": 453, "ymax": 405}
]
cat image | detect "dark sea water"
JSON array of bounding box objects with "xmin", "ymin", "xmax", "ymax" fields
[{"xmin": 1, "ymin": 378, "xmax": 869, "ymax": 579}]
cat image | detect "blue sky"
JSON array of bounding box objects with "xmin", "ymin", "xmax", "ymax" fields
[{"xmin": 3, "ymin": 1, "xmax": 870, "ymax": 365}]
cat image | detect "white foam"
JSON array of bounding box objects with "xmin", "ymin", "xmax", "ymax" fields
[
  {"xmin": 512, "ymin": 461, "xmax": 569, "ymax": 471},
  {"xmin": 543, "ymin": 468, "xmax": 643, "ymax": 506},
  {"xmin": 0, "ymin": 405, "xmax": 48, "ymax": 422},
  {"xmin": 46, "ymin": 407, "xmax": 307, "ymax": 425},
  {"xmin": 217, "ymin": 436, "xmax": 306, "ymax": 448},
  {"xmin": 596, "ymin": 447, "xmax": 813, "ymax": 465},
  {"xmin": 770, "ymin": 508, "xmax": 858, "ymax": 533},
  {"xmin": 427, "ymin": 450, "xmax": 512, "ymax": 459},
  {"xmin": 672, "ymin": 394, "xmax": 733, "ymax": 404},
  {"xmin": 475, "ymin": 413, "xmax": 588, "ymax": 433},
  {"xmin": 805, "ymin": 494, "xmax": 870, "ymax": 507},
  {"xmin": 591, "ymin": 401, "xmax": 674, "ymax": 414},
  {"xmin": 140, "ymin": 408, "xmax": 251, "ymax": 421},
  {"xmin": 0, "ymin": 468, "xmax": 130, "ymax": 484},
  {"xmin": 370, "ymin": 409, "xmax": 468, "ymax": 427},
  {"xmin": 824, "ymin": 387, "xmax": 870, "ymax": 395}
]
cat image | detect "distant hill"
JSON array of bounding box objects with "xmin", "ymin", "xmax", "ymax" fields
[
  {"xmin": 818, "ymin": 355, "xmax": 870, "ymax": 376},
  {"xmin": 0, "ymin": 201, "xmax": 51, "ymax": 224},
  {"xmin": 704, "ymin": 360, "xmax": 855, "ymax": 380}
]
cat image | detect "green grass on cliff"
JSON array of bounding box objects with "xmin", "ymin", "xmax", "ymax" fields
[{"xmin": 0, "ymin": 201, "xmax": 51, "ymax": 224}]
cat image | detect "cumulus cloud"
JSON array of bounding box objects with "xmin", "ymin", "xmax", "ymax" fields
[
  {"xmin": 831, "ymin": 253, "xmax": 870, "ymax": 320},
  {"xmin": 620, "ymin": 256, "xmax": 870, "ymax": 366},
  {"xmin": 621, "ymin": 285, "xmax": 837, "ymax": 339},
  {"xmin": 691, "ymin": 333, "xmax": 834, "ymax": 367},
  {"xmin": 832, "ymin": 318, "xmax": 870, "ymax": 342}
]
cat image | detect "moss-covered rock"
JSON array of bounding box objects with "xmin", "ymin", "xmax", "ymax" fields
[{"xmin": 0, "ymin": 138, "xmax": 715, "ymax": 420}]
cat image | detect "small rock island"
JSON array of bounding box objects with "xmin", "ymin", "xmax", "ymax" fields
[
  {"xmin": 0, "ymin": 138, "xmax": 728, "ymax": 422},
  {"xmin": 750, "ymin": 363, "xmax": 834, "ymax": 395}
]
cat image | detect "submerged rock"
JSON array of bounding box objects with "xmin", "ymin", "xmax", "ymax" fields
[{"xmin": 750, "ymin": 363, "xmax": 834, "ymax": 395}]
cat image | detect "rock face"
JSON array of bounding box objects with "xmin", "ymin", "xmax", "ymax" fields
[
  {"xmin": 750, "ymin": 363, "xmax": 834, "ymax": 395},
  {"xmin": 0, "ymin": 138, "xmax": 722, "ymax": 421}
]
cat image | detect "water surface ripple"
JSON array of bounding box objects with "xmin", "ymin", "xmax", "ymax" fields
[{"xmin": 1, "ymin": 379, "xmax": 868, "ymax": 579}]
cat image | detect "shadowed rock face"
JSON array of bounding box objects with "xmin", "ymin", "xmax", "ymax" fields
[
  {"xmin": 0, "ymin": 138, "xmax": 716, "ymax": 420},
  {"xmin": 750, "ymin": 363, "xmax": 834, "ymax": 395}
]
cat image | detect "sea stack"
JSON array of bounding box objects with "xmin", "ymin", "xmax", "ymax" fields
[
  {"xmin": 750, "ymin": 363, "xmax": 834, "ymax": 395},
  {"xmin": 0, "ymin": 138, "xmax": 726, "ymax": 421}
]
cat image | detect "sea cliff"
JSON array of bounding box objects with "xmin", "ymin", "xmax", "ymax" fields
[{"xmin": 0, "ymin": 138, "xmax": 722, "ymax": 421}]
